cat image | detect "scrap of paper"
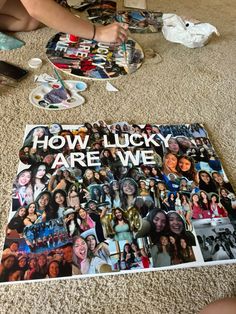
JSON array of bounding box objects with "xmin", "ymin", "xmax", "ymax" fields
[
  {"xmin": 124, "ymin": 0, "xmax": 147, "ymax": 10},
  {"xmin": 34, "ymin": 73, "xmax": 57, "ymax": 83},
  {"xmin": 106, "ymin": 82, "xmax": 119, "ymax": 92}
]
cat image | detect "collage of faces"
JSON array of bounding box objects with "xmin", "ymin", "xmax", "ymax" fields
[{"xmin": 1, "ymin": 121, "xmax": 236, "ymax": 283}]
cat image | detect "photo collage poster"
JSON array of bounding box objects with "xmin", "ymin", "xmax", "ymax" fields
[{"xmin": 1, "ymin": 121, "xmax": 236, "ymax": 284}]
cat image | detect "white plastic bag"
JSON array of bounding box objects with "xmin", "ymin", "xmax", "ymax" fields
[{"xmin": 162, "ymin": 13, "xmax": 220, "ymax": 48}]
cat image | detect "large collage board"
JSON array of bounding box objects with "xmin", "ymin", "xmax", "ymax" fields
[{"xmin": 1, "ymin": 122, "xmax": 236, "ymax": 283}]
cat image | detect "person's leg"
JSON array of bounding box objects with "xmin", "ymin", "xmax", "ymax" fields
[
  {"xmin": 199, "ymin": 298, "xmax": 236, "ymax": 314},
  {"xmin": 0, "ymin": 0, "xmax": 41, "ymax": 31},
  {"xmin": 0, "ymin": 0, "xmax": 7, "ymax": 8}
]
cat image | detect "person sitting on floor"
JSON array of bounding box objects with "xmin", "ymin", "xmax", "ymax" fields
[{"xmin": 0, "ymin": 0, "xmax": 128, "ymax": 44}]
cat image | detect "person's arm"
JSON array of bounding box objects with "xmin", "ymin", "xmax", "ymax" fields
[
  {"xmin": 100, "ymin": 207, "xmax": 109, "ymax": 219},
  {"xmin": 202, "ymin": 235, "xmax": 208, "ymax": 250},
  {"xmin": 20, "ymin": 0, "xmax": 127, "ymax": 43},
  {"xmin": 210, "ymin": 241, "xmax": 217, "ymax": 255},
  {"xmin": 218, "ymin": 204, "xmax": 228, "ymax": 217},
  {"xmin": 140, "ymin": 248, "xmax": 148, "ymax": 257},
  {"xmin": 47, "ymin": 175, "xmax": 56, "ymax": 192},
  {"xmin": 52, "ymin": 179, "xmax": 66, "ymax": 192},
  {"xmin": 23, "ymin": 217, "xmax": 32, "ymax": 226},
  {"xmin": 82, "ymin": 189, "xmax": 90, "ymax": 200},
  {"xmin": 99, "ymin": 243, "xmax": 110, "ymax": 256},
  {"xmin": 185, "ymin": 211, "xmax": 192, "ymax": 224}
]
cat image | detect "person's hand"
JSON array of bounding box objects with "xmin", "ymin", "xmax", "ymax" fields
[
  {"xmin": 6, "ymin": 228, "xmax": 11, "ymax": 236},
  {"xmin": 85, "ymin": 191, "xmax": 90, "ymax": 200},
  {"xmin": 95, "ymin": 22, "xmax": 128, "ymax": 44},
  {"xmin": 68, "ymin": 214, "xmax": 74, "ymax": 220},
  {"xmin": 126, "ymin": 253, "xmax": 131, "ymax": 260}
]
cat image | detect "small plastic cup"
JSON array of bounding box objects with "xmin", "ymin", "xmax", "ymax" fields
[
  {"xmin": 75, "ymin": 81, "xmax": 87, "ymax": 92},
  {"xmin": 28, "ymin": 58, "xmax": 42, "ymax": 69}
]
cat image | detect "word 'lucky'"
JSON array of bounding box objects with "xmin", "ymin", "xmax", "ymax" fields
[{"xmin": 33, "ymin": 133, "xmax": 172, "ymax": 168}]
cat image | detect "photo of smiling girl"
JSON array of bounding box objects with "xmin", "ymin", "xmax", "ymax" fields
[
  {"xmin": 120, "ymin": 178, "xmax": 138, "ymax": 210},
  {"xmin": 83, "ymin": 169, "xmax": 101, "ymax": 187},
  {"xmin": 167, "ymin": 137, "xmax": 181, "ymax": 155},
  {"xmin": 46, "ymin": 260, "xmax": 61, "ymax": 279},
  {"xmin": 23, "ymin": 203, "xmax": 38, "ymax": 226},
  {"xmin": 179, "ymin": 237, "xmax": 195, "ymax": 263},
  {"xmin": 162, "ymin": 152, "xmax": 182, "ymax": 178},
  {"xmin": 30, "ymin": 163, "xmax": 49, "ymax": 200},
  {"xmin": 35, "ymin": 191, "xmax": 52, "ymax": 221},
  {"xmin": 151, "ymin": 235, "xmax": 171, "ymax": 267},
  {"xmin": 176, "ymin": 136, "xmax": 195, "ymax": 154},
  {"xmin": 110, "ymin": 180, "xmax": 121, "ymax": 208},
  {"xmin": 83, "ymin": 229, "xmax": 112, "ymax": 266},
  {"xmin": 147, "ymin": 209, "xmax": 168, "ymax": 244},
  {"xmin": 111, "ymin": 208, "xmax": 133, "ymax": 242},
  {"xmin": 67, "ymin": 184, "xmax": 81, "ymax": 209},
  {"xmin": 102, "ymin": 184, "xmax": 112, "ymax": 208},
  {"xmin": 63, "ymin": 208, "xmax": 80, "ymax": 238},
  {"xmin": 100, "ymin": 148, "xmax": 115, "ymax": 168},
  {"xmin": 212, "ymin": 171, "xmax": 234, "ymax": 194},
  {"xmin": 52, "ymin": 189, "xmax": 68, "ymax": 219},
  {"xmin": 72, "ymin": 236, "xmax": 112, "ymax": 275},
  {"xmin": 167, "ymin": 211, "xmax": 196, "ymax": 246},
  {"xmin": 191, "ymin": 193, "xmax": 204, "ymax": 219},
  {"xmin": 12, "ymin": 169, "xmax": 33, "ymax": 211},
  {"xmin": 168, "ymin": 211, "xmax": 185, "ymax": 236},
  {"xmin": 198, "ymin": 170, "xmax": 218, "ymax": 193},
  {"xmin": 89, "ymin": 184, "xmax": 103, "ymax": 203},
  {"xmin": 23, "ymin": 126, "xmax": 49, "ymax": 149},
  {"xmin": 178, "ymin": 155, "xmax": 197, "ymax": 183},
  {"xmin": 77, "ymin": 207, "xmax": 95, "ymax": 232}
]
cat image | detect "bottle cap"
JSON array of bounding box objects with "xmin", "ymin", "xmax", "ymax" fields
[{"xmin": 28, "ymin": 58, "xmax": 43, "ymax": 69}]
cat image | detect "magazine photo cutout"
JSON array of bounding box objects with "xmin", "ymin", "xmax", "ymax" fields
[{"xmin": 1, "ymin": 121, "xmax": 236, "ymax": 283}]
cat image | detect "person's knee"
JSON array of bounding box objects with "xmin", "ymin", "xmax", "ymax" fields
[
  {"xmin": 199, "ymin": 298, "xmax": 236, "ymax": 314},
  {"xmin": 0, "ymin": 0, "xmax": 8, "ymax": 10},
  {"xmin": 22, "ymin": 16, "xmax": 41, "ymax": 31}
]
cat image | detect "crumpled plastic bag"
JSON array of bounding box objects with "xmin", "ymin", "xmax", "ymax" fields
[
  {"xmin": 162, "ymin": 13, "xmax": 220, "ymax": 48},
  {"xmin": 0, "ymin": 32, "xmax": 25, "ymax": 50}
]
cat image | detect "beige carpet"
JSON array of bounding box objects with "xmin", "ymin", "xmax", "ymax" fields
[{"xmin": 0, "ymin": 0, "xmax": 236, "ymax": 313}]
